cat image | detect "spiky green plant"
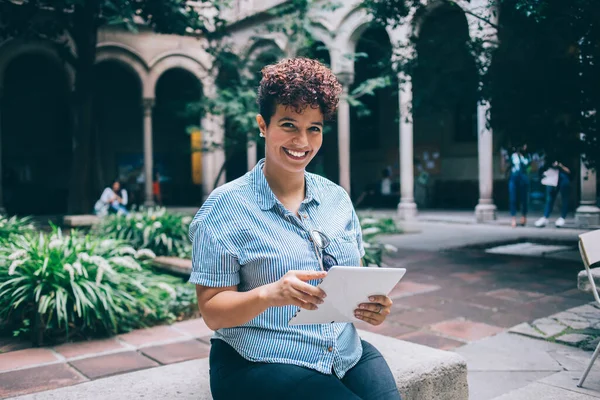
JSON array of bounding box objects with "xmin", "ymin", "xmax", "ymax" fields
[
  {"xmin": 93, "ymin": 207, "xmax": 192, "ymax": 257},
  {"xmin": 0, "ymin": 228, "xmax": 195, "ymax": 345}
]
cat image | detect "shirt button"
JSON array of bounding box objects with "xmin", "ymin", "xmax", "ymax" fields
[{"xmin": 327, "ymin": 346, "xmax": 333, "ymax": 352}]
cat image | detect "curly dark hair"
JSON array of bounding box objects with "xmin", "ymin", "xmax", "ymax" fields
[{"xmin": 257, "ymin": 57, "xmax": 342, "ymax": 126}]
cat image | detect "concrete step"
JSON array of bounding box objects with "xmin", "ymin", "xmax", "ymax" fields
[{"xmin": 7, "ymin": 330, "xmax": 468, "ymax": 400}]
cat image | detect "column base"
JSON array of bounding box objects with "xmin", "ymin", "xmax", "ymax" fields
[
  {"xmin": 475, "ymin": 203, "xmax": 497, "ymax": 223},
  {"xmin": 575, "ymin": 205, "xmax": 600, "ymax": 227},
  {"xmin": 144, "ymin": 200, "xmax": 156, "ymax": 208},
  {"xmin": 397, "ymin": 201, "xmax": 418, "ymax": 221}
]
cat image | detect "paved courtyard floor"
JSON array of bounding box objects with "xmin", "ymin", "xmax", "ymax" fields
[{"xmin": 1, "ymin": 218, "xmax": 599, "ymax": 399}]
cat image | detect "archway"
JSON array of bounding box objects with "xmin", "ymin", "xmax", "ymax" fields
[
  {"xmin": 2, "ymin": 53, "xmax": 71, "ymax": 214},
  {"xmin": 350, "ymin": 26, "xmax": 399, "ymax": 207},
  {"xmin": 413, "ymin": 3, "xmax": 479, "ymax": 209},
  {"xmin": 154, "ymin": 68, "xmax": 203, "ymax": 205},
  {"xmin": 93, "ymin": 60, "xmax": 144, "ymax": 206},
  {"xmin": 297, "ymin": 41, "xmax": 339, "ymax": 182}
]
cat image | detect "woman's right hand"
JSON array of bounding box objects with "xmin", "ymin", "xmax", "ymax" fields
[{"xmin": 260, "ymin": 270, "xmax": 327, "ymax": 310}]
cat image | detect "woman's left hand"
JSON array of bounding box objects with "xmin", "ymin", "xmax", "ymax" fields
[{"xmin": 354, "ymin": 295, "xmax": 392, "ymax": 326}]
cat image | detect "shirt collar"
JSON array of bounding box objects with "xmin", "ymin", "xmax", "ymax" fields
[{"xmin": 251, "ymin": 159, "xmax": 321, "ymax": 211}]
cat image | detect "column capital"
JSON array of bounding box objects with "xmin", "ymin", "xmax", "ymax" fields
[
  {"xmin": 335, "ymin": 71, "xmax": 354, "ymax": 88},
  {"xmin": 143, "ymin": 98, "xmax": 155, "ymax": 116}
]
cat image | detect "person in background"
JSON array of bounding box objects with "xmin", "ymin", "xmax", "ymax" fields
[
  {"xmin": 94, "ymin": 179, "xmax": 129, "ymax": 216},
  {"xmin": 535, "ymin": 155, "xmax": 571, "ymax": 228},
  {"xmin": 506, "ymin": 144, "xmax": 531, "ymax": 228},
  {"xmin": 153, "ymin": 171, "xmax": 163, "ymax": 206}
]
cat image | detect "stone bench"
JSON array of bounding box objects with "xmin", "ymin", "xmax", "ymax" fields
[
  {"xmin": 9, "ymin": 331, "xmax": 468, "ymax": 400},
  {"xmin": 153, "ymin": 256, "xmax": 192, "ymax": 277},
  {"xmin": 63, "ymin": 214, "xmax": 100, "ymax": 227}
]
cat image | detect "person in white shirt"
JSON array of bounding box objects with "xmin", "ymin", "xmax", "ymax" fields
[{"xmin": 94, "ymin": 179, "xmax": 129, "ymax": 217}]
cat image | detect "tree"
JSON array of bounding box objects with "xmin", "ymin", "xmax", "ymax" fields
[
  {"xmin": 363, "ymin": 0, "xmax": 600, "ymax": 169},
  {"xmin": 0, "ymin": 0, "xmax": 224, "ymax": 213}
]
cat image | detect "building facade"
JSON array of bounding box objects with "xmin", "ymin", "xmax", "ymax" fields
[{"xmin": 0, "ymin": 0, "xmax": 598, "ymax": 224}]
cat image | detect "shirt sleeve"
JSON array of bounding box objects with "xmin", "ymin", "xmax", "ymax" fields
[
  {"xmin": 121, "ymin": 189, "xmax": 128, "ymax": 206},
  {"xmin": 100, "ymin": 188, "xmax": 112, "ymax": 203},
  {"xmin": 189, "ymin": 222, "xmax": 241, "ymax": 287},
  {"xmin": 351, "ymin": 208, "xmax": 366, "ymax": 258}
]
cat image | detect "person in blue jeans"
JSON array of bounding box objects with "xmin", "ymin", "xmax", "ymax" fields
[
  {"xmin": 535, "ymin": 159, "xmax": 571, "ymax": 228},
  {"xmin": 189, "ymin": 58, "xmax": 400, "ymax": 400},
  {"xmin": 507, "ymin": 144, "xmax": 531, "ymax": 227}
]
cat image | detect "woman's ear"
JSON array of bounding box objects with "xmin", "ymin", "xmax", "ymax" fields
[{"xmin": 256, "ymin": 114, "xmax": 267, "ymax": 136}]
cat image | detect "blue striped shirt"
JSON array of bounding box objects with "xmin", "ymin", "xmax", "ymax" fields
[{"xmin": 188, "ymin": 159, "xmax": 365, "ymax": 378}]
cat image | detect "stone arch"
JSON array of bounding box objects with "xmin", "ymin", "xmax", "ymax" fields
[
  {"xmin": 96, "ymin": 43, "xmax": 148, "ymax": 95},
  {"xmin": 148, "ymin": 52, "xmax": 208, "ymax": 98},
  {"xmin": 243, "ymin": 38, "xmax": 284, "ymax": 66},
  {"xmin": 333, "ymin": 5, "xmax": 373, "ymax": 72},
  {"xmin": 0, "ymin": 38, "xmax": 75, "ymax": 90}
]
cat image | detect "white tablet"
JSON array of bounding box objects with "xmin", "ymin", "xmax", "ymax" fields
[{"xmin": 288, "ymin": 266, "xmax": 406, "ymax": 325}]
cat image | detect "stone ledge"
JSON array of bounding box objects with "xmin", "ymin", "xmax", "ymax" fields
[
  {"xmin": 7, "ymin": 330, "xmax": 468, "ymax": 400},
  {"xmin": 578, "ymin": 268, "xmax": 600, "ymax": 293},
  {"xmin": 63, "ymin": 215, "xmax": 100, "ymax": 227},
  {"xmin": 152, "ymin": 256, "xmax": 191, "ymax": 277}
]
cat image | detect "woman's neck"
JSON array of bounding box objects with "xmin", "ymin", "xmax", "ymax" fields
[{"xmin": 262, "ymin": 160, "xmax": 305, "ymax": 204}]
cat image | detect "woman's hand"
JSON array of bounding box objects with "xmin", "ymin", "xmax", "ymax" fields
[
  {"xmin": 260, "ymin": 270, "xmax": 327, "ymax": 310},
  {"xmin": 354, "ymin": 295, "xmax": 393, "ymax": 326}
]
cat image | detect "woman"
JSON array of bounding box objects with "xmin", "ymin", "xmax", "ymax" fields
[
  {"xmin": 94, "ymin": 179, "xmax": 129, "ymax": 216},
  {"xmin": 535, "ymin": 156, "xmax": 571, "ymax": 228},
  {"xmin": 506, "ymin": 144, "xmax": 531, "ymax": 227},
  {"xmin": 189, "ymin": 58, "xmax": 400, "ymax": 400}
]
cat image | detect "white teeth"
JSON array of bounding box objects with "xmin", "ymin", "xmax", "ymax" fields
[{"xmin": 286, "ymin": 149, "xmax": 307, "ymax": 158}]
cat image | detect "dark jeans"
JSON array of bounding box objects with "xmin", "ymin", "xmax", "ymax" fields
[
  {"xmin": 209, "ymin": 338, "xmax": 401, "ymax": 400},
  {"xmin": 509, "ymin": 172, "xmax": 529, "ymax": 217},
  {"xmin": 543, "ymin": 172, "xmax": 570, "ymax": 219}
]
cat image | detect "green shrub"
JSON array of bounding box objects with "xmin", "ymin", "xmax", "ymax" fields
[
  {"xmin": 360, "ymin": 217, "xmax": 401, "ymax": 267},
  {"xmin": 0, "ymin": 229, "xmax": 196, "ymax": 345},
  {"xmin": 94, "ymin": 207, "xmax": 192, "ymax": 257},
  {"xmin": 0, "ymin": 215, "xmax": 35, "ymax": 242}
]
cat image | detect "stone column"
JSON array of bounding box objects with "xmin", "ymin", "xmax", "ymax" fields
[
  {"xmin": 142, "ymin": 98, "xmax": 155, "ymax": 207},
  {"xmin": 0, "ymin": 88, "xmax": 4, "ymax": 214},
  {"xmin": 474, "ymin": 101, "xmax": 497, "ymax": 222},
  {"xmin": 201, "ymin": 112, "xmax": 226, "ymax": 198},
  {"xmin": 337, "ymin": 72, "xmax": 353, "ymax": 194},
  {"xmin": 576, "ymin": 157, "xmax": 600, "ymax": 226},
  {"xmin": 397, "ymin": 74, "xmax": 417, "ymax": 220}
]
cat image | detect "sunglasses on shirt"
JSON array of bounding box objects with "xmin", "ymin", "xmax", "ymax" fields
[{"xmin": 309, "ymin": 230, "xmax": 338, "ymax": 272}]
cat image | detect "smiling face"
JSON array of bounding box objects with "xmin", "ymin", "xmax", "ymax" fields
[{"xmin": 257, "ymin": 103, "xmax": 324, "ymax": 175}]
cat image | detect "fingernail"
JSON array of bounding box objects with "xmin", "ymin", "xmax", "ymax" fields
[
  {"xmin": 369, "ymin": 296, "xmax": 375, "ymax": 301},
  {"xmin": 360, "ymin": 304, "xmax": 367, "ymax": 309},
  {"xmin": 318, "ymin": 299, "xmax": 324, "ymax": 304}
]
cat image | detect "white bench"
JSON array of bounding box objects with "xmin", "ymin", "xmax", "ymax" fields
[
  {"xmin": 63, "ymin": 215, "xmax": 100, "ymax": 227},
  {"xmin": 9, "ymin": 331, "xmax": 468, "ymax": 400},
  {"xmin": 153, "ymin": 256, "xmax": 192, "ymax": 277}
]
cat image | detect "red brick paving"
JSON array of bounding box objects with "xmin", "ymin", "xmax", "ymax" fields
[
  {"xmin": 388, "ymin": 280, "xmax": 440, "ymax": 299},
  {"xmin": 53, "ymin": 338, "xmax": 126, "ymax": 360},
  {"xmin": 118, "ymin": 325, "xmax": 185, "ymax": 347},
  {"xmin": 0, "ymin": 363, "xmax": 87, "ymax": 398},
  {"xmin": 0, "ymin": 348, "xmax": 60, "ymax": 373},
  {"xmin": 171, "ymin": 318, "xmax": 213, "ymax": 338},
  {"xmin": 430, "ymin": 318, "xmax": 505, "ymax": 341},
  {"xmin": 485, "ymin": 288, "xmax": 545, "ymax": 303},
  {"xmin": 389, "ymin": 308, "xmax": 458, "ymax": 329},
  {"xmin": 70, "ymin": 351, "xmax": 159, "ymax": 380},
  {"xmin": 0, "ymin": 246, "xmax": 590, "ymax": 399},
  {"xmin": 141, "ymin": 340, "xmax": 210, "ymax": 364}
]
